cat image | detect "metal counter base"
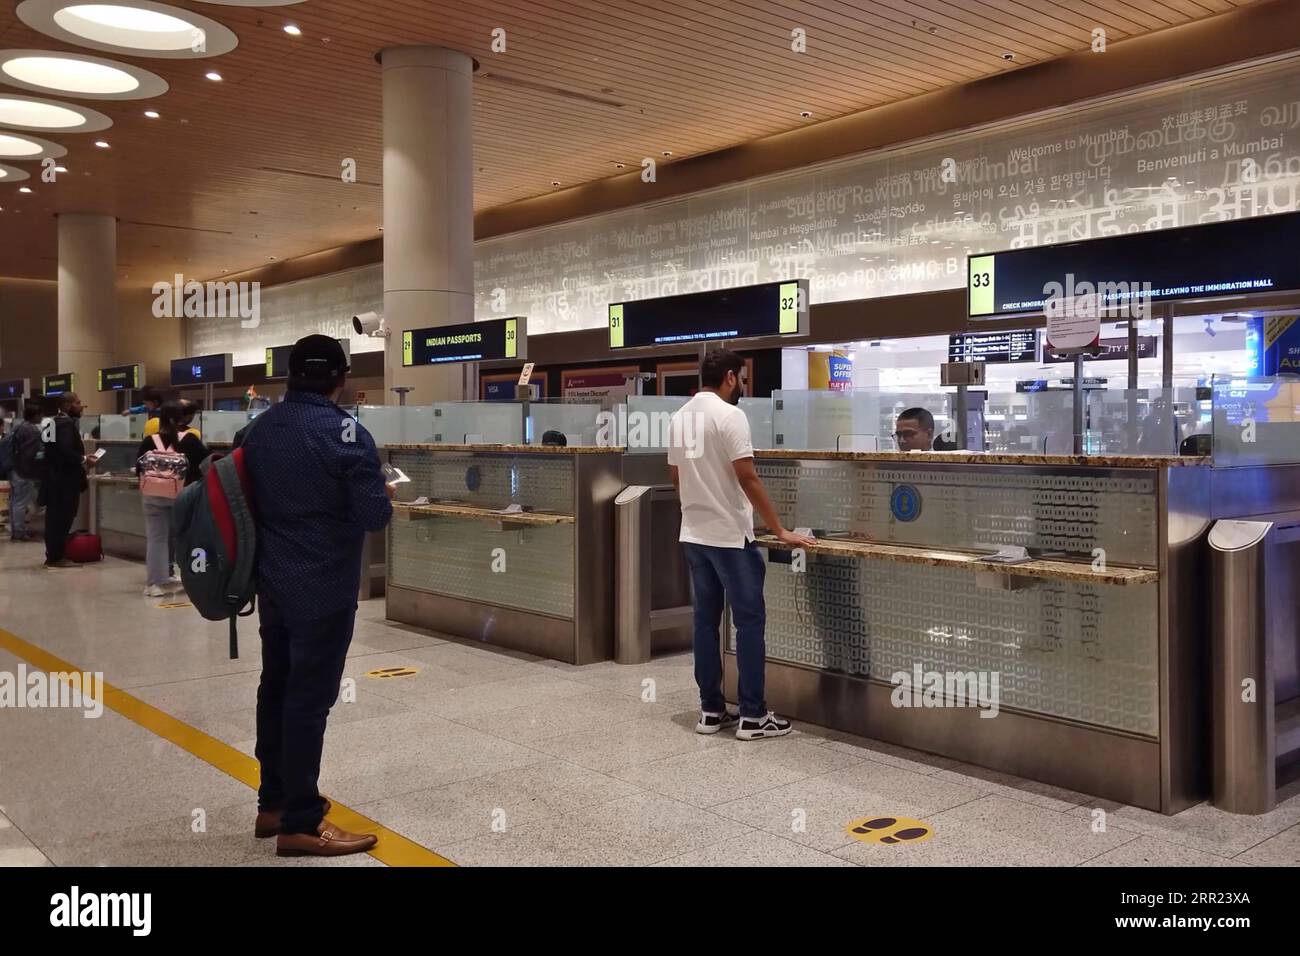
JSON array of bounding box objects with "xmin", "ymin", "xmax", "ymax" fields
[
  {"xmin": 725, "ymin": 653, "xmax": 1163, "ymax": 811},
  {"xmin": 386, "ymin": 583, "xmax": 580, "ymax": 663},
  {"xmin": 100, "ymin": 529, "xmax": 146, "ymax": 562}
]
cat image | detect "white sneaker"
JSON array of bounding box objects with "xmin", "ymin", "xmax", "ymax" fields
[
  {"xmin": 143, "ymin": 584, "xmax": 166, "ymax": 597},
  {"xmin": 167, "ymin": 575, "xmax": 184, "ymax": 590},
  {"xmin": 736, "ymin": 711, "xmax": 793, "ymax": 740},
  {"xmin": 695, "ymin": 710, "xmax": 740, "ymax": 735}
]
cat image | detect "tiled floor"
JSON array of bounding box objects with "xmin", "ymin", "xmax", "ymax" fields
[{"xmin": 1, "ymin": 542, "xmax": 1298, "ymax": 867}]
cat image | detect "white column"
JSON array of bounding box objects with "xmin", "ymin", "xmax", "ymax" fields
[
  {"xmin": 380, "ymin": 46, "xmax": 474, "ymax": 404},
  {"xmin": 57, "ymin": 213, "xmax": 117, "ymax": 413}
]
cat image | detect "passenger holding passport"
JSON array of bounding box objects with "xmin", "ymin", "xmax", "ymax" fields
[{"xmin": 236, "ymin": 334, "xmax": 397, "ymax": 858}]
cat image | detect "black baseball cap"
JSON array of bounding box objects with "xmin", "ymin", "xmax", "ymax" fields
[{"xmin": 288, "ymin": 335, "xmax": 350, "ymax": 380}]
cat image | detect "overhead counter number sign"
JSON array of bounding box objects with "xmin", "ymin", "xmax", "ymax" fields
[
  {"xmin": 968, "ymin": 255, "xmax": 995, "ymax": 317},
  {"xmin": 779, "ymin": 282, "xmax": 799, "ymax": 334},
  {"xmin": 609, "ymin": 304, "xmax": 624, "ymax": 348}
]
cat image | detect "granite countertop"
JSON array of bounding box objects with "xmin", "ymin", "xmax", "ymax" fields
[
  {"xmin": 392, "ymin": 501, "xmax": 575, "ymax": 525},
  {"xmin": 384, "ymin": 443, "xmax": 624, "ymax": 454},
  {"xmin": 90, "ymin": 474, "xmax": 141, "ymax": 485},
  {"xmin": 88, "ymin": 437, "xmax": 141, "ymax": 445},
  {"xmin": 754, "ymin": 449, "xmax": 1207, "ymax": 468},
  {"xmin": 754, "ymin": 534, "xmax": 1158, "ymax": 586}
]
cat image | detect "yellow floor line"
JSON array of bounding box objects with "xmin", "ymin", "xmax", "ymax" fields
[{"xmin": 0, "ymin": 626, "xmax": 455, "ymax": 867}]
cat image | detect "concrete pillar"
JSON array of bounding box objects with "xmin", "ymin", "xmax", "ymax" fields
[
  {"xmin": 380, "ymin": 46, "xmax": 474, "ymax": 404},
  {"xmin": 57, "ymin": 213, "xmax": 117, "ymax": 413}
]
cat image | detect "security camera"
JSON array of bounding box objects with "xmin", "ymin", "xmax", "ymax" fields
[
  {"xmin": 353, "ymin": 311, "xmax": 386, "ymax": 337},
  {"xmin": 1204, "ymin": 317, "xmax": 1217, "ymax": 338}
]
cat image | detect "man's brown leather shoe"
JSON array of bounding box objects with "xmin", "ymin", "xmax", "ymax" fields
[
  {"xmin": 254, "ymin": 800, "xmax": 332, "ymax": 839},
  {"xmin": 276, "ymin": 821, "xmax": 378, "ymax": 857}
]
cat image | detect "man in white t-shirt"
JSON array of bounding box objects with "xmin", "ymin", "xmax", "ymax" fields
[{"xmin": 667, "ymin": 350, "xmax": 815, "ymax": 740}]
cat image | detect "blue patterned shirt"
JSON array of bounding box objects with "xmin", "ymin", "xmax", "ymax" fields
[{"xmin": 241, "ymin": 391, "xmax": 391, "ymax": 619}]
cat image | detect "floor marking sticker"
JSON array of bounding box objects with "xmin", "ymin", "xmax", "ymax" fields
[
  {"xmin": 365, "ymin": 666, "xmax": 418, "ymax": 679},
  {"xmin": 846, "ymin": 815, "xmax": 934, "ymax": 845},
  {"xmin": 156, "ymin": 601, "xmax": 192, "ymax": 609}
]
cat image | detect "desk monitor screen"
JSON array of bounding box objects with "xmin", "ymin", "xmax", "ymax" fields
[
  {"xmin": 170, "ymin": 353, "xmax": 233, "ymax": 386},
  {"xmin": 265, "ymin": 338, "xmax": 351, "ymax": 379},
  {"xmin": 401, "ymin": 317, "xmax": 525, "ymax": 366},
  {"xmin": 98, "ymin": 362, "xmax": 143, "ymax": 392},
  {"xmin": 609, "ymin": 279, "xmax": 809, "ymax": 349},
  {"xmin": 42, "ymin": 372, "xmax": 75, "ymax": 396}
]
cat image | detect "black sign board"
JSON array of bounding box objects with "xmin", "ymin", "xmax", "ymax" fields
[
  {"xmin": 1016, "ymin": 379, "xmax": 1051, "ymax": 392},
  {"xmin": 265, "ymin": 339, "xmax": 351, "ymax": 379},
  {"xmin": 400, "ymin": 317, "xmax": 525, "ymax": 366},
  {"xmin": 170, "ymin": 353, "xmax": 233, "ymax": 386},
  {"xmin": 98, "ymin": 363, "xmax": 143, "ymax": 392},
  {"xmin": 1044, "ymin": 336, "xmax": 1158, "ymax": 363},
  {"xmin": 0, "ymin": 378, "xmax": 29, "ymax": 401},
  {"xmin": 609, "ymin": 279, "xmax": 808, "ymax": 349},
  {"xmin": 969, "ymin": 209, "xmax": 1300, "ymax": 318},
  {"xmin": 948, "ymin": 330, "xmax": 1038, "ymax": 363},
  {"xmin": 42, "ymin": 372, "xmax": 75, "ymax": 396}
]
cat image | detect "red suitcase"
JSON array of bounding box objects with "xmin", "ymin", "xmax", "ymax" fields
[{"xmin": 65, "ymin": 531, "xmax": 103, "ymax": 563}]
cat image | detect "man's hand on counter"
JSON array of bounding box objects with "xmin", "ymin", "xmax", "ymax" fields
[{"xmin": 775, "ymin": 527, "xmax": 817, "ymax": 548}]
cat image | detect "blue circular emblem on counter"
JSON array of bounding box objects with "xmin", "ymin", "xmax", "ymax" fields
[{"xmin": 890, "ymin": 484, "xmax": 921, "ymax": 522}]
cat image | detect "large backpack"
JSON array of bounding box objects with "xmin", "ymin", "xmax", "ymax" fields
[
  {"xmin": 138, "ymin": 434, "xmax": 188, "ymax": 499},
  {"xmin": 13, "ymin": 422, "xmax": 45, "ymax": 481},
  {"xmin": 171, "ymin": 448, "xmax": 257, "ymax": 658},
  {"xmin": 0, "ymin": 429, "xmax": 14, "ymax": 479}
]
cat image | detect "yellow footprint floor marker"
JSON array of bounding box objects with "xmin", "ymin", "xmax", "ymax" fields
[
  {"xmin": 365, "ymin": 666, "xmax": 418, "ymax": 679},
  {"xmin": 0, "ymin": 626, "xmax": 454, "ymax": 867},
  {"xmin": 846, "ymin": 815, "xmax": 934, "ymax": 846}
]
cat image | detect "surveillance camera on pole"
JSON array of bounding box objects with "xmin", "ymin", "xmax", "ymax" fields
[{"xmin": 353, "ymin": 311, "xmax": 387, "ymax": 338}]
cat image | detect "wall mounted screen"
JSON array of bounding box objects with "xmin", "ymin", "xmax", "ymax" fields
[
  {"xmin": 608, "ymin": 279, "xmax": 808, "ymax": 349},
  {"xmin": 265, "ymin": 338, "xmax": 351, "ymax": 379},
  {"xmin": 42, "ymin": 372, "xmax": 75, "ymax": 396},
  {"xmin": 170, "ymin": 354, "xmax": 233, "ymax": 386},
  {"xmin": 400, "ymin": 317, "xmax": 525, "ymax": 366},
  {"xmin": 97, "ymin": 363, "xmax": 143, "ymax": 392}
]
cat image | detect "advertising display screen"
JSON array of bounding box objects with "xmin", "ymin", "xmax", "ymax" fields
[
  {"xmin": 265, "ymin": 338, "xmax": 351, "ymax": 379},
  {"xmin": 170, "ymin": 354, "xmax": 233, "ymax": 386},
  {"xmin": 0, "ymin": 378, "xmax": 29, "ymax": 401},
  {"xmin": 968, "ymin": 209, "xmax": 1300, "ymax": 319},
  {"xmin": 948, "ymin": 330, "xmax": 1039, "ymax": 363},
  {"xmin": 608, "ymin": 279, "xmax": 808, "ymax": 349},
  {"xmin": 401, "ymin": 317, "xmax": 525, "ymax": 366},
  {"xmin": 42, "ymin": 373, "xmax": 75, "ymax": 396},
  {"xmin": 97, "ymin": 363, "xmax": 143, "ymax": 392}
]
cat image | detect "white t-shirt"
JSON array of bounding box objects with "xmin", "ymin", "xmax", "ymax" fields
[{"xmin": 667, "ymin": 391, "xmax": 754, "ymax": 548}]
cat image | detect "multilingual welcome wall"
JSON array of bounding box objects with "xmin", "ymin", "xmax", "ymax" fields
[{"xmin": 188, "ymin": 52, "xmax": 1300, "ymax": 363}]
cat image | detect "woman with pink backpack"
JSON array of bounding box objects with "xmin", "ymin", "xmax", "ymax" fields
[{"xmin": 135, "ymin": 402, "xmax": 210, "ymax": 597}]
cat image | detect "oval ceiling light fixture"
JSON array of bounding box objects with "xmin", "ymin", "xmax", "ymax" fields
[
  {"xmin": 17, "ymin": 0, "xmax": 238, "ymax": 59},
  {"xmin": 0, "ymin": 92, "xmax": 112, "ymax": 132},
  {"xmin": 0, "ymin": 130, "xmax": 67, "ymax": 161},
  {"xmin": 0, "ymin": 162, "xmax": 33, "ymax": 182},
  {"xmin": 191, "ymin": 0, "xmax": 303, "ymax": 5},
  {"xmin": 0, "ymin": 49, "xmax": 168, "ymax": 99}
]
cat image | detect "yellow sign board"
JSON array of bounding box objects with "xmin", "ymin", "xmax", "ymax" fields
[
  {"xmin": 402, "ymin": 331, "xmax": 413, "ymax": 366},
  {"xmin": 778, "ymin": 282, "xmax": 799, "ymax": 334},
  {"xmin": 609, "ymin": 304, "xmax": 624, "ymax": 348},
  {"xmin": 968, "ymin": 255, "xmax": 995, "ymax": 316},
  {"xmin": 505, "ymin": 318, "xmax": 517, "ymax": 359}
]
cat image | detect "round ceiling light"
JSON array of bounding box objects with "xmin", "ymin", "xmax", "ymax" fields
[
  {"xmin": 0, "ymin": 130, "xmax": 67, "ymax": 161},
  {"xmin": 0, "ymin": 162, "xmax": 33, "ymax": 182},
  {"xmin": 0, "ymin": 50, "xmax": 168, "ymax": 99},
  {"xmin": 191, "ymin": 0, "xmax": 303, "ymax": 5},
  {"xmin": 0, "ymin": 92, "xmax": 112, "ymax": 131},
  {"xmin": 17, "ymin": 0, "xmax": 239, "ymax": 58}
]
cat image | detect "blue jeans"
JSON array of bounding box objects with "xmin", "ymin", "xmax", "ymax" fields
[
  {"xmin": 682, "ymin": 540, "xmax": 767, "ymax": 718},
  {"xmin": 9, "ymin": 475, "xmax": 34, "ymax": 538}
]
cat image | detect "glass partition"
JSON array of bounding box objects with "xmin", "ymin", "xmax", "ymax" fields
[
  {"xmin": 1084, "ymin": 387, "xmax": 1208, "ymax": 456},
  {"xmin": 528, "ymin": 401, "xmax": 603, "ymax": 446},
  {"xmin": 1212, "ymin": 375, "xmax": 1300, "ymax": 466},
  {"xmin": 739, "ymin": 396, "xmax": 774, "ymax": 450},
  {"xmin": 78, "ymin": 414, "xmax": 99, "ymax": 441},
  {"xmin": 92, "ymin": 413, "xmax": 146, "ymax": 441},
  {"xmin": 620, "ymin": 395, "xmax": 688, "ymax": 453},
  {"xmin": 356, "ymin": 405, "xmax": 435, "ymax": 445},
  {"xmin": 431, "ymin": 401, "xmax": 523, "ymax": 445},
  {"xmin": 772, "ymin": 390, "xmax": 880, "ymax": 451},
  {"xmin": 876, "ymin": 391, "xmax": 956, "ymax": 450},
  {"xmin": 198, "ymin": 409, "xmax": 253, "ymax": 444}
]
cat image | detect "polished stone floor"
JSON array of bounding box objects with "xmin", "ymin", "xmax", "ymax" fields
[{"xmin": 1, "ymin": 540, "xmax": 1297, "ymax": 867}]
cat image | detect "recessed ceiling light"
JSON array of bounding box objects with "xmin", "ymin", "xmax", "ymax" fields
[
  {"xmin": 0, "ymin": 163, "xmax": 32, "ymax": 182},
  {"xmin": 283, "ymin": 24, "xmax": 301, "ymax": 36},
  {"xmin": 799, "ymin": 110, "xmax": 812, "ymax": 118},
  {"xmin": 143, "ymin": 109, "xmax": 159, "ymax": 118},
  {"xmin": 54, "ymin": 164, "xmax": 67, "ymax": 172},
  {"xmin": 205, "ymin": 70, "xmax": 222, "ymax": 81},
  {"xmin": 551, "ymin": 180, "xmax": 561, "ymax": 186},
  {"xmin": 0, "ymin": 131, "xmax": 66, "ymax": 160},
  {"xmin": 17, "ymin": 0, "xmax": 239, "ymax": 59},
  {"xmin": 19, "ymin": 186, "xmax": 32, "ymax": 193},
  {"xmin": 0, "ymin": 94, "xmax": 111, "ymax": 131},
  {"xmin": 94, "ymin": 139, "xmax": 110, "ymax": 147},
  {"xmin": 661, "ymin": 150, "xmax": 672, "ymax": 157},
  {"xmin": 0, "ymin": 50, "xmax": 167, "ymax": 98}
]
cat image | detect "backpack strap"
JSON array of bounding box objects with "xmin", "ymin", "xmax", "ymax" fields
[{"xmin": 151, "ymin": 433, "xmax": 169, "ymax": 453}]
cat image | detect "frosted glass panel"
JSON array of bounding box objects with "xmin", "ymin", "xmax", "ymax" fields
[
  {"xmin": 739, "ymin": 397, "xmax": 774, "ymax": 449},
  {"xmin": 432, "ymin": 402, "xmax": 523, "ymax": 444},
  {"xmin": 622, "ymin": 396, "xmax": 688, "ymax": 453},
  {"xmin": 356, "ymin": 405, "xmax": 435, "ymax": 445},
  {"xmin": 530, "ymin": 402, "xmax": 602, "ymax": 446},
  {"xmin": 772, "ymin": 390, "xmax": 880, "ymax": 450},
  {"xmin": 94, "ymin": 414, "xmax": 145, "ymax": 440},
  {"xmin": 1212, "ymin": 376, "xmax": 1300, "ymax": 465},
  {"xmin": 198, "ymin": 410, "xmax": 252, "ymax": 443}
]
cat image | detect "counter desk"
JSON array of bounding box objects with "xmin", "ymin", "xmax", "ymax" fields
[
  {"xmin": 381, "ymin": 443, "xmax": 625, "ymax": 664},
  {"xmin": 734, "ymin": 448, "xmax": 1228, "ymax": 813}
]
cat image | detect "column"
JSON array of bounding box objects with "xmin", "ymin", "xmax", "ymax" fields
[
  {"xmin": 380, "ymin": 46, "xmax": 475, "ymax": 404},
  {"xmin": 57, "ymin": 213, "xmax": 117, "ymax": 414}
]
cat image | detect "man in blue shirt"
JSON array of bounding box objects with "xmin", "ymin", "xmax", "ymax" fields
[{"xmin": 239, "ymin": 335, "xmax": 393, "ymax": 857}]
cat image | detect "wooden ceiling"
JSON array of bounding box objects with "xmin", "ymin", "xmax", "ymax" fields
[{"xmin": 0, "ymin": 0, "xmax": 1261, "ymax": 286}]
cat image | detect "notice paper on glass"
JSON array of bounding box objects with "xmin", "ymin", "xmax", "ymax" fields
[{"xmin": 381, "ymin": 464, "xmax": 410, "ymax": 485}]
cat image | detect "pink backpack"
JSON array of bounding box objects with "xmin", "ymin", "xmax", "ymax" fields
[{"xmin": 138, "ymin": 434, "xmax": 188, "ymax": 499}]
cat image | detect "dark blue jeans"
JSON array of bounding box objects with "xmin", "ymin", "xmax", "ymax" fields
[
  {"xmin": 255, "ymin": 591, "xmax": 355, "ymax": 835},
  {"xmin": 682, "ymin": 540, "xmax": 767, "ymax": 718}
]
